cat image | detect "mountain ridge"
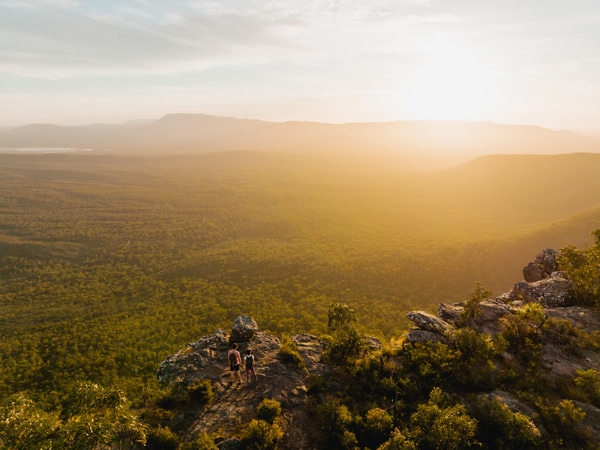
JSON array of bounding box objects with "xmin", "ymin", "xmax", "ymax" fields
[{"xmin": 1, "ymin": 113, "xmax": 598, "ymax": 171}]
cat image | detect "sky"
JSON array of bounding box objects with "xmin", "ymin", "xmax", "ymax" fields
[{"xmin": 1, "ymin": 0, "xmax": 599, "ymax": 132}]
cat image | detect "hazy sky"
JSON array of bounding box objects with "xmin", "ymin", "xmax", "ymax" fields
[{"xmin": 1, "ymin": 0, "xmax": 599, "ymax": 131}]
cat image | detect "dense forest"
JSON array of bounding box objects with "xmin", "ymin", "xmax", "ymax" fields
[{"xmin": 1, "ymin": 151, "xmax": 600, "ymax": 447}]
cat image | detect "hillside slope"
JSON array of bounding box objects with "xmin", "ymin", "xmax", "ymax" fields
[{"xmin": 155, "ymin": 249, "xmax": 600, "ymax": 448}]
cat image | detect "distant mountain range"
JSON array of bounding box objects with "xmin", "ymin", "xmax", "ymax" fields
[{"xmin": 1, "ymin": 114, "xmax": 598, "ymax": 170}]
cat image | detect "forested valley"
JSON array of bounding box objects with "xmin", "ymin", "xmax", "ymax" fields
[{"xmin": 1, "ymin": 150, "xmax": 600, "ymax": 443}]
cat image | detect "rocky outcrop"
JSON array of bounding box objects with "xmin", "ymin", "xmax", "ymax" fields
[
  {"xmin": 508, "ymin": 275, "xmax": 574, "ymax": 307},
  {"xmin": 292, "ymin": 333, "xmax": 326, "ymax": 373},
  {"xmin": 157, "ymin": 316, "xmax": 327, "ymax": 448},
  {"xmin": 510, "ymin": 248, "xmax": 574, "ymax": 307},
  {"xmin": 406, "ymin": 329, "xmax": 449, "ymax": 344},
  {"xmin": 157, "ymin": 317, "xmax": 288, "ymax": 389},
  {"xmin": 437, "ymin": 298, "xmax": 514, "ymax": 336},
  {"xmin": 407, "ymin": 311, "xmax": 454, "ymax": 335},
  {"xmin": 158, "ymin": 247, "xmax": 600, "ymax": 448},
  {"xmin": 364, "ymin": 335, "xmax": 383, "ymax": 351},
  {"xmin": 438, "ymin": 302, "xmax": 464, "ymax": 324},
  {"xmin": 471, "ymin": 298, "xmax": 515, "ymax": 335},
  {"xmin": 229, "ymin": 315, "xmax": 259, "ymax": 344},
  {"xmin": 407, "ymin": 249, "xmax": 575, "ymax": 342},
  {"xmin": 157, "ymin": 329, "xmax": 230, "ymax": 388},
  {"xmin": 523, "ymin": 248, "xmax": 558, "ymax": 282}
]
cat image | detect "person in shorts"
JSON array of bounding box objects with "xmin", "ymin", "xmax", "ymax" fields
[{"xmin": 228, "ymin": 343, "xmax": 242, "ymax": 385}]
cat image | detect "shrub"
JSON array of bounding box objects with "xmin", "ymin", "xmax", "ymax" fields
[
  {"xmin": 324, "ymin": 303, "xmax": 366, "ymax": 368},
  {"xmin": 575, "ymin": 369, "xmax": 600, "ymax": 407},
  {"xmin": 59, "ymin": 381, "xmax": 125, "ymax": 421},
  {"xmin": 145, "ymin": 426, "xmax": 180, "ymax": 450},
  {"xmin": 361, "ymin": 407, "xmax": 394, "ymax": 448},
  {"xmin": 315, "ymin": 399, "xmax": 356, "ymax": 447},
  {"xmin": 557, "ymin": 231, "xmax": 600, "ymax": 306},
  {"xmin": 542, "ymin": 317, "xmax": 590, "ymax": 357},
  {"xmin": 57, "ymin": 382, "xmax": 146, "ymax": 450},
  {"xmin": 278, "ymin": 334, "xmax": 305, "ymax": 369},
  {"xmin": 0, "ymin": 394, "xmax": 57, "ymax": 450},
  {"xmin": 538, "ymin": 399, "xmax": 593, "ymax": 448},
  {"xmin": 451, "ymin": 327, "xmax": 498, "ymax": 390},
  {"xmin": 156, "ymin": 389, "xmax": 180, "ymax": 410},
  {"xmin": 399, "ymin": 341, "xmax": 460, "ymax": 392},
  {"xmin": 328, "ymin": 302, "xmax": 357, "ymax": 333},
  {"xmin": 497, "ymin": 304, "xmax": 544, "ymax": 374},
  {"xmin": 179, "ymin": 432, "xmax": 218, "ymax": 450},
  {"xmin": 377, "ymin": 428, "xmax": 417, "ymax": 450},
  {"xmin": 408, "ymin": 388, "xmax": 478, "ymax": 449},
  {"xmin": 458, "ymin": 282, "xmax": 492, "ymax": 327},
  {"xmin": 256, "ymin": 398, "xmax": 282, "ymax": 424},
  {"xmin": 187, "ymin": 378, "xmax": 214, "ymax": 404},
  {"xmin": 239, "ymin": 419, "xmax": 283, "ymax": 450},
  {"xmin": 470, "ymin": 395, "xmax": 541, "ymax": 449},
  {"xmin": 340, "ymin": 429, "xmax": 359, "ymax": 449},
  {"xmin": 306, "ymin": 374, "xmax": 326, "ymax": 394},
  {"xmin": 325, "ymin": 327, "xmax": 365, "ymax": 367}
]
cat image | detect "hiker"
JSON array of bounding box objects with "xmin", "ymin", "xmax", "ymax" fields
[
  {"xmin": 244, "ymin": 348, "xmax": 258, "ymax": 382},
  {"xmin": 228, "ymin": 343, "xmax": 242, "ymax": 385}
]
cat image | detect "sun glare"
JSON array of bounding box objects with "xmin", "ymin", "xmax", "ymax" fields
[{"xmin": 401, "ymin": 56, "xmax": 498, "ymax": 121}]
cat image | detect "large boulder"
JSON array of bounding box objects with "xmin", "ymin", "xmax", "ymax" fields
[
  {"xmin": 406, "ymin": 311, "xmax": 454, "ymax": 336},
  {"xmin": 364, "ymin": 335, "xmax": 383, "ymax": 351},
  {"xmin": 523, "ymin": 262, "xmax": 546, "ymax": 283},
  {"xmin": 229, "ymin": 315, "xmax": 259, "ymax": 344},
  {"xmin": 523, "ymin": 248, "xmax": 558, "ymax": 282},
  {"xmin": 510, "ymin": 275, "xmax": 574, "ymax": 307},
  {"xmin": 406, "ymin": 329, "xmax": 449, "ymax": 344},
  {"xmin": 439, "ymin": 302, "xmax": 464, "ymax": 325},
  {"xmin": 471, "ymin": 298, "xmax": 514, "ymax": 335}
]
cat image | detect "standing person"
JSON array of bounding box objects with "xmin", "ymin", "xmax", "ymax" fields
[
  {"xmin": 228, "ymin": 343, "xmax": 242, "ymax": 385},
  {"xmin": 244, "ymin": 348, "xmax": 258, "ymax": 382}
]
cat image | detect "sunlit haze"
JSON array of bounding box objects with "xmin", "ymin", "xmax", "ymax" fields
[{"xmin": 1, "ymin": 0, "xmax": 599, "ymax": 133}]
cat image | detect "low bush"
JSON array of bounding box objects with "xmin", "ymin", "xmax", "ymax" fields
[
  {"xmin": 256, "ymin": 398, "xmax": 282, "ymax": 424},
  {"xmin": 360, "ymin": 407, "xmax": 394, "ymax": 449},
  {"xmin": 377, "ymin": 428, "xmax": 417, "ymax": 450},
  {"xmin": 187, "ymin": 378, "xmax": 214, "ymax": 404},
  {"xmin": 538, "ymin": 399, "xmax": 592, "ymax": 448},
  {"xmin": 278, "ymin": 334, "xmax": 305, "ymax": 369},
  {"xmin": 179, "ymin": 432, "xmax": 218, "ymax": 450},
  {"xmin": 306, "ymin": 374, "xmax": 326, "ymax": 394},
  {"xmin": 145, "ymin": 426, "xmax": 180, "ymax": 450},
  {"xmin": 408, "ymin": 388, "xmax": 478, "ymax": 449},
  {"xmin": 239, "ymin": 419, "xmax": 283, "ymax": 450},
  {"xmin": 451, "ymin": 327, "xmax": 498, "ymax": 390},
  {"xmin": 575, "ymin": 369, "xmax": 600, "ymax": 407},
  {"xmin": 470, "ymin": 395, "xmax": 542, "ymax": 449},
  {"xmin": 315, "ymin": 399, "xmax": 356, "ymax": 448}
]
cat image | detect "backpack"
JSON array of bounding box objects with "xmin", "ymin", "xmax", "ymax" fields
[{"xmin": 244, "ymin": 354, "xmax": 255, "ymax": 369}]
